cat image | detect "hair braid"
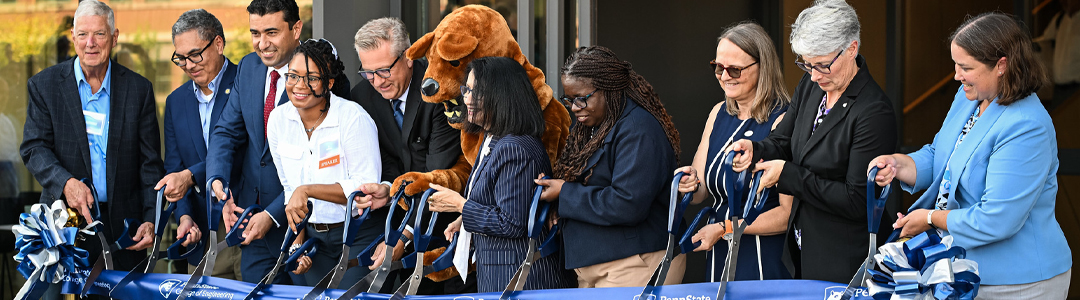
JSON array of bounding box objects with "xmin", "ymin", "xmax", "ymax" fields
[
  {"xmin": 553, "ymin": 46, "xmax": 681, "ymax": 182},
  {"xmin": 294, "ymin": 39, "xmax": 344, "ymax": 99}
]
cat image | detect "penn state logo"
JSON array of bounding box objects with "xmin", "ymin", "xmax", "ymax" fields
[
  {"xmin": 159, "ymin": 279, "xmax": 185, "ymax": 298},
  {"xmin": 823, "ymin": 286, "xmax": 845, "ymax": 300}
]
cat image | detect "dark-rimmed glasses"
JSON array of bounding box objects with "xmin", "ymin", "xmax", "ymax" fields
[
  {"xmin": 460, "ymin": 85, "xmax": 473, "ymax": 97},
  {"xmin": 795, "ymin": 50, "xmax": 844, "ymax": 74},
  {"xmin": 171, "ymin": 38, "xmax": 216, "ymax": 67},
  {"xmin": 284, "ymin": 73, "xmax": 323, "ymax": 87},
  {"xmin": 358, "ymin": 51, "xmax": 405, "ymax": 80},
  {"xmin": 560, "ymin": 89, "xmax": 598, "ymax": 108},
  {"xmin": 710, "ymin": 61, "xmax": 758, "ymax": 78}
]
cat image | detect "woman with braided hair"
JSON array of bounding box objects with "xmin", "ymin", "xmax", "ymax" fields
[
  {"xmin": 270, "ymin": 39, "xmax": 381, "ymax": 286},
  {"xmin": 535, "ymin": 45, "xmax": 683, "ymax": 288}
]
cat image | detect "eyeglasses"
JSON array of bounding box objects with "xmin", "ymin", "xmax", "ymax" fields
[
  {"xmin": 460, "ymin": 85, "xmax": 473, "ymax": 97},
  {"xmin": 358, "ymin": 51, "xmax": 405, "ymax": 80},
  {"xmin": 284, "ymin": 73, "xmax": 323, "ymax": 86},
  {"xmin": 171, "ymin": 38, "xmax": 216, "ymax": 67},
  {"xmin": 795, "ymin": 50, "xmax": 844, "ymax": 74},
  {"xmin": 710, "ymin": 61, "xmax": 758, "ymax": 78},
  {"xmin": 560, "ymin": 89, "xmax": 598, "ymax": 108}
]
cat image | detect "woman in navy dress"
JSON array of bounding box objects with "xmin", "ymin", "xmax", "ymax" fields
[
  {"xmin": 427, "ymin": 57, "xmax": 571, "ymax": 292},
  {"xmin": 675, "ymin": 22, "xmax": 791, "ymax": 280}
]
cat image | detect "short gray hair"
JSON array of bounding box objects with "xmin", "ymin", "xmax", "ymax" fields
[
  {"xmin": 353, "ymin": 17, "xmax": 411, "ymax": 56},
  {"xmin": 73, "ymin": 0, "xmax": 115, "ymax": 33},
  {"xmin": 789, "ymin": 0, "xmax": 861, "ymax": 57},
  {"xmin": 172, "ymin": 9, "xmax": 224, "ymax": 46}
]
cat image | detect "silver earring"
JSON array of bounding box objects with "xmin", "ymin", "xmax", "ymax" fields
[{"xmin": 998, "ymin": 72, "xmax": 1002, "ymax": 75}]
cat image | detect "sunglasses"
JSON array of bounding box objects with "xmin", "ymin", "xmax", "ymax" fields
[
  {"xmin": 795, "ymin": 50, "xmax": 844, "ymax": 74},
  {"xmin": 709, "ymin": 60, "xmax": 758, "ymax": 78}
]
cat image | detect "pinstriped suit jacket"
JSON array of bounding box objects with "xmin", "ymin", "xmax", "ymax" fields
[{"xmin": 460, "ymin": 135, "xmax": 572, "ymax": 292}]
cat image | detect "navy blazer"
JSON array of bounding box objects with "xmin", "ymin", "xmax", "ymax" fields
[
  {"xmin": 461, "ymin": 135, "xmax": 569, "ymax": 292},
  {"xmin": 162, "ymin": 60, "xmax": 242, "ymax": 264},
  {"xmin": 205, "ymin": 52, "xmax": 288, "ymax": 247},
  {"xmin": 557, "ymin": 99, "xmax": 676, "ymax": 270}
]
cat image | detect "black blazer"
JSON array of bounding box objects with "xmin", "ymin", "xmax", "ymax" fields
[
  {"xmin": 557, "ymin": 99, "xmax": 677, "ymax": 270},
  {"xmin": 752, "ymin": 55, "xmax": 898, "ymax": 283},
  {"xmin": 21, "ymin": 58, "xmax": 165, "ymax": 240}
]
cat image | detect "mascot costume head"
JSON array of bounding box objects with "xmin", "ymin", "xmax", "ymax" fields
[{"xmin": 390, "ymin": 5, "xmax": 571, "ymax": 281}]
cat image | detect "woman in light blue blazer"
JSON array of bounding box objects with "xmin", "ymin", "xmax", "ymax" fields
[{"xmin": 869, "ymin": 13, "xmax": 1071, "ymax": 299}]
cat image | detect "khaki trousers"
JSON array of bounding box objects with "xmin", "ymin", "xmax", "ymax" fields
[{"xmin": 574, "ymin": 249, "xmax": 686, "ymax": 288}]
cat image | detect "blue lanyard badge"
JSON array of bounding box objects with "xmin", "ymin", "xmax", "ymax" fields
[{"xmin": 84, "ymin": 110, "xmax": 106, "ymax": 136}]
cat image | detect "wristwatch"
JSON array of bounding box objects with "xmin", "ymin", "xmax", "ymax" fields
[{"xmin": 926, "ymin": 210, "xmax": 937, "ymax": 229}]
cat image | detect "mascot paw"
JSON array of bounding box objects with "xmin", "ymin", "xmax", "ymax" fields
[
  {"xmin": 391, "ymin": 172, "xmax": 435, "ymax": 209},
  {"xmin": 422, "ymin": 246, "xmax": 477, "ymax": 282}
]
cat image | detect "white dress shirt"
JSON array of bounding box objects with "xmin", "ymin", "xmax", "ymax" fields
[
  {"xmin": 264, "ymin": 63, "xmax": 289, "ymax": 106},
  {"xmin": 267, "ymin": 94, "xmax": 381, "ymax": 224}
]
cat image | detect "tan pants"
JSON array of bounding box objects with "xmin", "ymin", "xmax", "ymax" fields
[
  {"xmin": 574, "ymin": 250, "xmax": 686, "ymax": 288},
  {"xmin": 188, "ymin": 217, "xmax": 243, "ymax": 280}
]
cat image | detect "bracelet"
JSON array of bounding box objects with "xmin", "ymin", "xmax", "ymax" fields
[
  {"xmin": 926, "ymin": 210, "xmax": 937, "ymax": 229},
  {"xmin": 289, "ymin": 243, "xmax": 302, "ymax": 255}
]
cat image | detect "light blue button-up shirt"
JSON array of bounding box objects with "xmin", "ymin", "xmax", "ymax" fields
[
  {"xmin": 75, "ymin": 57, "xmax": 112, "ymax": 203},
  {"xmin": 193, "ymin": 59, "xmax": 229, "ymax": 147}
]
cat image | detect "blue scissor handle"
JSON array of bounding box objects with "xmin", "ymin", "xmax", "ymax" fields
[
  {"xmin": 384, "ymin": 180, "xmax": 415, "ymax": 248},
  {"xmin": 539, "ymin": 223, "xmax": 560, "ymax": 258},
  {"xmin": 866, "ymin": 166, "xmax": 892, "ymax": 234},
  {"xmin": 280, "ymin": 201, "xmax": 314, "ymax": 252},
  {"xmin": 205, "ymin": 176, "xmax": 232, "ymax": 231},
  {"xmin": 79, "ymin": 178, "xmax": 102, "ymax": 221},
  {"xmin": 528, "ymin": 177, "xmax": 552, "ymax": 240},
  {"xmin": 722, "ymin": 151, "xmax": 750, "ymax": 219},
  {"xmin": 744, "ymin": 170, "xmax": 772, "ymax": 219},
  {"xmin": 679, "ymin": 207, "xmax": 717, "ymax": 254},
  {"xmin": 429, "ymin": 231, "xmax": 459, "ymax": 272},
  {"xmin": 668, "ymin": 172, "xmax": 695, "ymax": 233},
  {"xmin": 356, "ymin": 233, "xmax": 386, "ymax": 267},
  {"xmin": 413, "ymin": 188, "xmax": 439, "ymax": 253},
  {"xmin": 344, "ymin": 191, "xmax": 372, "ymax": 245},
  {"xmin": 153, "ymin": 185, "xmax": 180, "ymax": 237},
  {"xmin": 224, "ymin": 205, "xmax": 264, "ymax": 247},
  {"xmin": 284, "ymin": 238, "xmax": 319, "ymax": 272},
  {"xmin": 112, "ymin": 218, "xmax": 141, "ymax": 249},
  {"xmin": 164, "ymin": 236, "xmax": 204, "ymax": 259}
]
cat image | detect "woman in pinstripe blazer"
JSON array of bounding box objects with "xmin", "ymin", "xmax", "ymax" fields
[{"xmin": 428, "ymin": 57, "xmax": 573, "ymax": 292}]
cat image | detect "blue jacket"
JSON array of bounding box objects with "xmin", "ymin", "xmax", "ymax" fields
[
  {"xmin": 205, "ymin": 53, "xmax": 288, "ymax": 247},
  {"xmin": 557, "ymin": 99, "xmax": 677, "ymax": 269},
  {"xmin": 904, "ymin": 88, "xmax": 1071, "ymax": 285},
  {"xmin": 162, "ymin": 60, "xmax": 241, "ymax": 264}
]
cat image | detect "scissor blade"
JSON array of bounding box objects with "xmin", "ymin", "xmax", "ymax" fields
[
  {"xmin": 303, "ymin": 246, "xmax": 351, "ymax": 300},
  {"xmin": 364, "ymin": 246, "xmax": 400, "ymax": 293},
  {"xmin": 176, "ymin": 231, "xmax": 221, "ymax": 300},
  {"xmin": 80, "ymin": 256, "xmax": 106, "ymax": 296},
  {"xmin": 109, "ymin": 255, "xmax": 155, "ymax": 297}
]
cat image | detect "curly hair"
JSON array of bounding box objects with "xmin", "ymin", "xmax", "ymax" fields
[
  {"xmin": 293, "ymin": 39, "xmax": 345, "ymax": 99},
  {"xmin": 554, "ymin": 46, "xmax": 681, "ymax": 182}
]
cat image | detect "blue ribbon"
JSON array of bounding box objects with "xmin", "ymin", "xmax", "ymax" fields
[
  {"xmin": 12, "ymin": 201, "xmax": 92, "ymax": 300},
  {"xmin": 867, "ymin": 231, "xmax": 981, "ymax": 300}
]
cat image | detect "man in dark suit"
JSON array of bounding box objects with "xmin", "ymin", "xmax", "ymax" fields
[
  {"xmin": 205, "ymin": 0, "xmax": 303, "ymax": 284},
  {"xmin": 20, "ymin": 0, "xmax": 162, "ymax": 295},
  {"xmin": 350, "ymin": 17, "xmax": 466, "ymax": 293},
  {"xmin": 154, "ymin": 9, "xmax": 243, "ymax": 278}
]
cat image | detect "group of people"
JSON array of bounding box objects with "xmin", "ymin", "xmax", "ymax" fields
[{"xmin": 16, "ymin": 0, "xmax": 1071, "ymax": 299}]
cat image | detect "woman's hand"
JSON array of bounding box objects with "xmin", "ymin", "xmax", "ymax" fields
[
  {"xmin": 285, "ymin": 186, "xmax": 310, "ymax": 232},
  {"xmin": 753, "ymin": 160, "xmax": 785, "ymax": 194},
  {"xmin": 728, "ymin": 139, "xmax": 755, "ymax": 172},
  {"xmin": 893, "ymin": 210, "xmax": 934, "ymax": 238},
  {"xmin": 674, "ymin": 166, "xmax": 700, "ymax": 194},
  {"xmin": 534, "ymin": 174, "xmax": 564, "ymax": 202},
  {"xmin": 692, "ymin": 223, "xmax": 727, "ymax": 252},
  {"xmin": 428, "ymin": 183, "xmax": 466, "ymax": 213},
  {"xmin": 292, "ymin": 254, "xmax": 312, "ymax": 274},
  {"xmin": 869, "ymin": 155, "xmax": 899, "ymax": 187},
  {"xmin": 444, "ymin": 216, "xmax": 463, "ymax": 241}
]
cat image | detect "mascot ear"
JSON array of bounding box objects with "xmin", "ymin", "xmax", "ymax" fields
[
  {"xmin": 407, "ymin": 33, "xmax": 434, "ymax": 60},
  {"xmin": 435, "ymin": 32, "xmax": 478, "ymax": 61}
]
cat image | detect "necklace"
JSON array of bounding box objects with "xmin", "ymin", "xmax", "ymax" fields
[{"xmin": 304, "ymin": 109, "xmax": 328, "ymax": 133}]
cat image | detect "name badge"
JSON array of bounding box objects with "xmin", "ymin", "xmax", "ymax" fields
[
  {"xmin": 84, "ymin": 110, "xmax": 106, "ymax": 136},
  {"xmin": 318, "ymin": 139, "xmax": 341, "ymax": 169}
]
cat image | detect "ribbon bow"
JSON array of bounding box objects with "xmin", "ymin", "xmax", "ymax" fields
[
  {"xmin": 866, "ymin": 231, "xmax": 980, "ymax": 300},
  {"xmin": 12, "ymin": 200, "xmax": 93, "ymax": 300}
]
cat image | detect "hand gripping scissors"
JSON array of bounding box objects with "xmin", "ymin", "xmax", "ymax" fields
[
  {"xmin": 109, "ymin": 184, "xmax": 203, "ymax": 297},
  {"xmin": 839, "ymin": 166, "xmax": 891, "ymax": 300},
  {"xmin": 637, "ymin": 171, "xmax": 696, "ymax": 300},
  {"xmin": 78, "ymin": 178, "xmax": 141, "ymax": 299},
  {"xmin": 389, "ymin": 188, "xmax": 453, "ymax": 300},
  {"xmin": 242, "ymin": 200, "xmax": 320, "ymax": 300},
  {"xmin": 300, "ymin": 190, "xmax": 374, "ymax": 300},
  {"xmin": 335, "ymin": 180, "xmax": 417, "ymax": 300},
  {"xmin": 500, "ymin": 177, "xmax": 561, "ymax": 300}
]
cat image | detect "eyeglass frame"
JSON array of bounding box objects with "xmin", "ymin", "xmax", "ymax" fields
[
  {"xmin": 795, "ymin": 49, "xmax": 844, "ymax": 74},
  {"xmin": 459, "ymin": 85, "xmax": 473, "ymax": 97},
  {"xmin": 358, "ymin": 50, "xmax": 405, "ymax": 80},
  {"xmin": 709, "ymin": 60, "xmax": 759, "ymax": 78},
  {"xmin": 171, "ymin": 36, "xmax": 217, "ymax": 67},
  {"xmin": 284, "ymin": 72, "xmax": 325, "ymax": 87},
  {"xmin": 560, "ymin": 89, "xmax": 599, "ymax": 109}
]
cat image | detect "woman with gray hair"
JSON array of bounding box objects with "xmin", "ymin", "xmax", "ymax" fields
[{"xmin": 728, "ymin": 0, "xmax": 898, "ymax": 283}]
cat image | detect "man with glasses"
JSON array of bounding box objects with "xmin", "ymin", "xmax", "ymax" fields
[
  {"xmin": 349, "ymin": 17, "xmax": 469, "ymax": 294},
  {"xmin": 156, "ymin": 8, "xmax": 244, "ymax": 279},
  {"xmin": 21, "ymin": 1, "xmax": 163, "ymax": 298}
]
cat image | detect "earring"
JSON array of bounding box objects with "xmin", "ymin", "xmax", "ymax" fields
[{"xmin": 998, "ymin": 72, "xmax": 1002, "ymax": 75}]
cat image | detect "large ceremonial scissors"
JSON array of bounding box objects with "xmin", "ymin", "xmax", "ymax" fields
[
  {"xmin": 335, "ymin": 180, "xmax": 417, "ymax": 300},
  {"xmin": 389, "ymin": 188, "xmax": 444, "ymax": 300},
  {"xmin": 637, "ymin": 171, "xmax": 696, "ymax": 300},
  {"xmin": 500, "ymin": 177, "xmax": 561, "ymax": 300},
  {"xmin": 242, "ymin": 201, "xmax": 319, "ymax": 300},
  {"xmin": 78, "ymin": 178, "xmax": 141, "ymax": 299},
  {"xmin": 110, "ymin": 184, "xmax": 203, "ymax": 297},
  {"xmin": 839, "ymin": 166, "xmax": 892, "ymax": 300},
  {"xmin": 301, "ymin": 190, "xmax": 373, "ymax": 300}
]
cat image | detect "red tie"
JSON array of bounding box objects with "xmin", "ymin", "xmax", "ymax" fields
[{"xmin": 264, "ymin": 70, "xmax": 280, "ymax": 139}]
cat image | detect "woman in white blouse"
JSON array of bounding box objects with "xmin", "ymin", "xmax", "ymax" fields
[{"xmin": 268, "ymin": 39, "xmax": 381, "ymax": 287}]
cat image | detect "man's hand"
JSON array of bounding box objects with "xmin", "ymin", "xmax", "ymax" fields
[
  {"xmin": 534, "ymin": 174, "xmax": 564, "ymax": 202},
  {"xmin": 126, "ymin": 222, "xmax": 156, "ymax": 251},
  {"xmin": 286, "ymin": 187, "xmax": 310, "ymax": 232},
  {"xmin": 357, "ymin": 182, "xmax": 392, "ymax": 210},
  {"xmin": 177, "ymin": 215, "xmax": 202, "ymax": 247},
  {"xmin": 221, "ymin": 199, "xmax": 244, "ymax": 233},
  {"xmin": 428, "ymin": 183, "xmax": 466, "ymax": 213},
  {"xmin": 729, "ymin": 139, "xmax": 755, "ymax": 172},
  {"xmin": 367, "ymin": 240, "xmax": 407, "ymax": 270},
  {"xmin": 691, "ymin": 223, "xmax": 726, "ymax": 252},
  {"xmin": 154, "ymin": 170, "xmax": 195, "ymax": 202},
  {"xmin": 240, "ymin": 212, "xmax": 273, "ymax": 245},
  {"xmin": 63, "ymin": 178, "xmax": 96, "ymax": 223}
]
